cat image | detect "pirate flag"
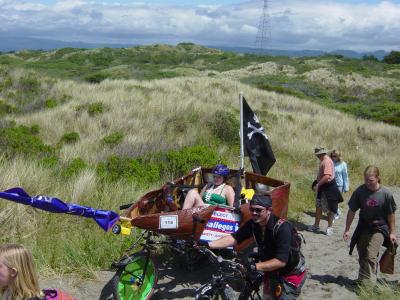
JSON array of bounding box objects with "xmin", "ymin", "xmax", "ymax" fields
[{"xmin": 243, "ymin": 98, "xmax": 276, "ymax": 175}]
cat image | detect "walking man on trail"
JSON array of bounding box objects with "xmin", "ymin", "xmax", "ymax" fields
[
  {"xmin": 208, "ymin": 194, "xmax": 306, "ymax": 299},
  {"xmin": 307, "ymin": 146, "xmax": 343, "ymax": 236},
  {"xmin": 343, "ymin": 165, "xmax": 397, "ymax": 284}
]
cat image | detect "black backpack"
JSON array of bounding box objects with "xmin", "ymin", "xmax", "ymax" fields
[{"xmin": 273, "ymin": 219, "xmax": 305, "ymax": 274}]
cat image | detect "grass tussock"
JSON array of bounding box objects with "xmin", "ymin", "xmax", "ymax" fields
[{"xmin": 357, "ymin": 282, "xmax": 400, "ymax": 300}]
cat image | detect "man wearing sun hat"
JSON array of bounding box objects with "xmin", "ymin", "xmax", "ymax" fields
[{"xmin": 307, "ymin": 146, "xmax": 343, "ymax": 236}]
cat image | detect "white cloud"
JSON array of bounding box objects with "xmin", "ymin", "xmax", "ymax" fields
[{"xmin": 0, "ymin": 0, "xmax": 399, "ymax": 51}]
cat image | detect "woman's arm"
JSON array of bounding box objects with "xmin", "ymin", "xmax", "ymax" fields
[
  {"xmin": 225, "ymin": 185, "xmax": 235, "ymax": 207},
  {"xmin": 343, "ymin": 162, "xmax": 349, "ymax": 192}
]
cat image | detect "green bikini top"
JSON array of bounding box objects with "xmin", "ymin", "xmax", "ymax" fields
[{"xmin": 202, "ymin": 183, "xmax": 227, "ymax": 205}]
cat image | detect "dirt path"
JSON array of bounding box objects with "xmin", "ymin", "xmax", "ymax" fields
[{"xmin": 40, "ymin": 187, "xmax": 400, "ymax": 300}]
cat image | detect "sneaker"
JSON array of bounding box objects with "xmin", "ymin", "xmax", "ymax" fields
[
  {"xmin": 326, "ymin": 227, "xmax": 334, "ymax": 236},
  {"xmin": 306, "ymin": 224, "xmax": 320, "ymax": 232}
]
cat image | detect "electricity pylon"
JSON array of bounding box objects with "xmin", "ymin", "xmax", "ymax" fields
[{"xmin": 255, "ymin": 0, "xmax": 271, "ymax": 54}]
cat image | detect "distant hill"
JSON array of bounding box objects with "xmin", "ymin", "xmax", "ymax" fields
[
  {"xmin": 0, "ymin": 35, "xmax": 136, "ymax": 52},
  {"xmin": 211, "ymin": 46, "xmax": 389, "ymax": 60},
  {"xmin": 0, "ymin": 35, "xmax": 388, "ymax": 60}
]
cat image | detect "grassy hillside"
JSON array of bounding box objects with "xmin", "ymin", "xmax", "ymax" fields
[
  {"xmin": 0, "ymin": 45, "xmax": 400, "ymax": 277},
  {"xmin": 1, "ymin": 44, "xmax": 399, "ymax": 126}
]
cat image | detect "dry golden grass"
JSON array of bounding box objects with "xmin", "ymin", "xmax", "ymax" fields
[
  {"xmin": 11, "ymin": 75, "xmax": 400, "ymax": 202},
  {"xmin": 13, "ymin": 77, "xmax": 400, "ymax": 179},
  {"xmin": 304, "ymin": 67, "xmax": 397, "ymax": 90}
]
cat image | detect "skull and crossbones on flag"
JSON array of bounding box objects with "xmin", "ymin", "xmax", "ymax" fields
[{"xmin": 242, "ymin": 98, "xmax": 276, "ymax": 175}]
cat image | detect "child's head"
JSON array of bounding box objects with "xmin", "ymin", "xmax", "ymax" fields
[{"xmin": 0, "ymin": 244, "xmax": 41, "ymax": 300}]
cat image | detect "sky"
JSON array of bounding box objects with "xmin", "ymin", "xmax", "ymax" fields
[{"xmin": 1, "ymin": 0, "xmax": 400, "ymax": 51}]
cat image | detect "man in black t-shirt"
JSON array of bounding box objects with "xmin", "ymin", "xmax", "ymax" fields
[
  {"xmin": 343, "ymin": 165, "xmax": 397, "ymax": 284},
  {"xmin": 209, "ymin": 194, "xmax": 306, "ymax": 299}
]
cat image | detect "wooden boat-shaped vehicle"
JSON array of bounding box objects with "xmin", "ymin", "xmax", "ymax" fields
[{"xmin": 121, "ymin": 166, "xmax": 290, "ymax": 250}]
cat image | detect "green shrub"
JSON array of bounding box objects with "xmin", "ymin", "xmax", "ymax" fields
[
  {"xmin": 45, "ymin": 98, "xmax": 57, "ymax": 109},
  {"xmin": 207, "ymin": 110, "xmax": 239, "ymax": 145},
  {"xmin": 257, "ymin": 82, "xmax": 304, "ymax": 98},
  {"xmin": 0, "ymin": 124, "xmax": 54, "ymax": 158},
  {"xmin": 362, "ymin": 54, "xmax": 379, "ymax": 62},
  {"xmin": 40, "ymin": 156, "xmax": 59, "ymax": 168},
  {"xmin": 383, "ymin": 51, "xmax": 400, "ymax": 64},
  {"xmin": 164, "ymin": 112, "xmax": 200, "ymax": 134},
  {"xmin": 96, "ymin": 145, "xmax": 218, "ymax": 185},
  {"xmin": 30, "ymin": 124, "xmax": 40, "ymax": 135},
  {"xmin": 84, "ymin": 72, "xmax": 110, "ymax": 83},
  {"xmin": 61, "ymin": 158, "xmax": 87, "ymax": 178},
  {"xmin": 58, "ymin": 132, "xmax": 80, "ymax": 145},
  {"xmin": 0, "ymin": 100, "xmax": 16, "ymax": 116},
  {"xmin": 164, "ymin": 145, "xmax": 218, "ymax": 177},
  {"xmin": 101, "ymin": 131, "xmax": 124, "ymax": 147},
  {"xmin": 96, "ymin": 156, "xmax": 160, "ymax": 185},
  {"xmin": 87, "ymin": 102, "xmax": 104, "ymax": 116},
  {"xmin": 18, "ymin": 73, "xmax": 40, "ymax": 94}
]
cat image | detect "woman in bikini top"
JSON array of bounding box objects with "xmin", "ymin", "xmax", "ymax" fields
[{"xmin": 182, "ymin": 164, "xmax": 235, "ymax": 209}]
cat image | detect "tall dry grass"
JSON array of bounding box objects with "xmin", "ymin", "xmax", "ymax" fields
[{"xmin": 12, "ymin": 75, "xmax": 400, "ymax": 201}]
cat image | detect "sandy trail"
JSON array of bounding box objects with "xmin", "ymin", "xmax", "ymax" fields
[{"xmin": 40, "ymin": 187, "xmax": 400, "ymax": 300}]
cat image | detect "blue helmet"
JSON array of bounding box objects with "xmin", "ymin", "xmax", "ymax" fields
[{"xmin": 212, "ymin": 164, "xmax": 230, "ymax": 177}]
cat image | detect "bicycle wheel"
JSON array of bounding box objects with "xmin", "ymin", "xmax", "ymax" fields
[{"xmin": 112, "ymin": 253, "xmax": 157, "ymax": 300}]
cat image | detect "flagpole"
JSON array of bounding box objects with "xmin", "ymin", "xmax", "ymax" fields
[{"xmin": 239, "ymin": 92, "xmax": 244, "ymax": 170}]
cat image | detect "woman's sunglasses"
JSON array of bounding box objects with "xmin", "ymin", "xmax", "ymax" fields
[{"xmin": 249, "ymin": 207, "xmax": 265, "ymax": 213}]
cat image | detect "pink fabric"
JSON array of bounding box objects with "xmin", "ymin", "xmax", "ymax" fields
[
  {"xmin": 262, "ymin": 270, "xmax": 306, "ymax": 299},
  {"xmin": 283, "ymin": 270, "xmax": 306, "ymax": 289},
  {"xmin": 44, "ymin": 289, "xmax": 77, "ymax": 300}
]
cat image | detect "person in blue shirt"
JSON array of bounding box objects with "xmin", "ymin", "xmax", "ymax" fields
[
  {"xmin": 330, "ymin": 150, "xmax": 349, "ymax": 193},
  {"xmin": 330, "ymin": 150, "xmax": 349, "ymax": 220}
]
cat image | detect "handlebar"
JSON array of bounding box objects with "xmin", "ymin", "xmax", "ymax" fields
[{"xmin": 197, "ymin": 246, "xmax": 244, "ymax": 272}]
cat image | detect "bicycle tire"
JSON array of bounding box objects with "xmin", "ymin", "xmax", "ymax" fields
[{"xmin": 112, "ymin": 253, "xmax": 157, "ymax": 300}]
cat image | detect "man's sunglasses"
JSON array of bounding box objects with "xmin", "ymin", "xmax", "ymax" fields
[{"xmin": 249, "ymin": 207, "xmax": 266, "ymax": 213}]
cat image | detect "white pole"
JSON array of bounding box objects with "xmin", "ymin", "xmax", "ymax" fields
[{"xmin": 239, "ymin": 92, "xmax": 244, "ymax": 170}]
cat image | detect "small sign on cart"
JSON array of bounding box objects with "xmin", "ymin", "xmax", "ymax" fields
[{"xmin": 159, "ymin": 215, "xmax": 178, "ymax": 229}]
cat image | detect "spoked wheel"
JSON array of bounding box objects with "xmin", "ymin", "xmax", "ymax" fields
[{"xmin": 112, "ymin": 253, "xmax": 157, "ymax": 300}]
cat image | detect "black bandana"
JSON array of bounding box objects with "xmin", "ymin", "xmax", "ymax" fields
[{"xmin": 251, "ymin": 194, "xmax": 272, "ymax": 208}]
